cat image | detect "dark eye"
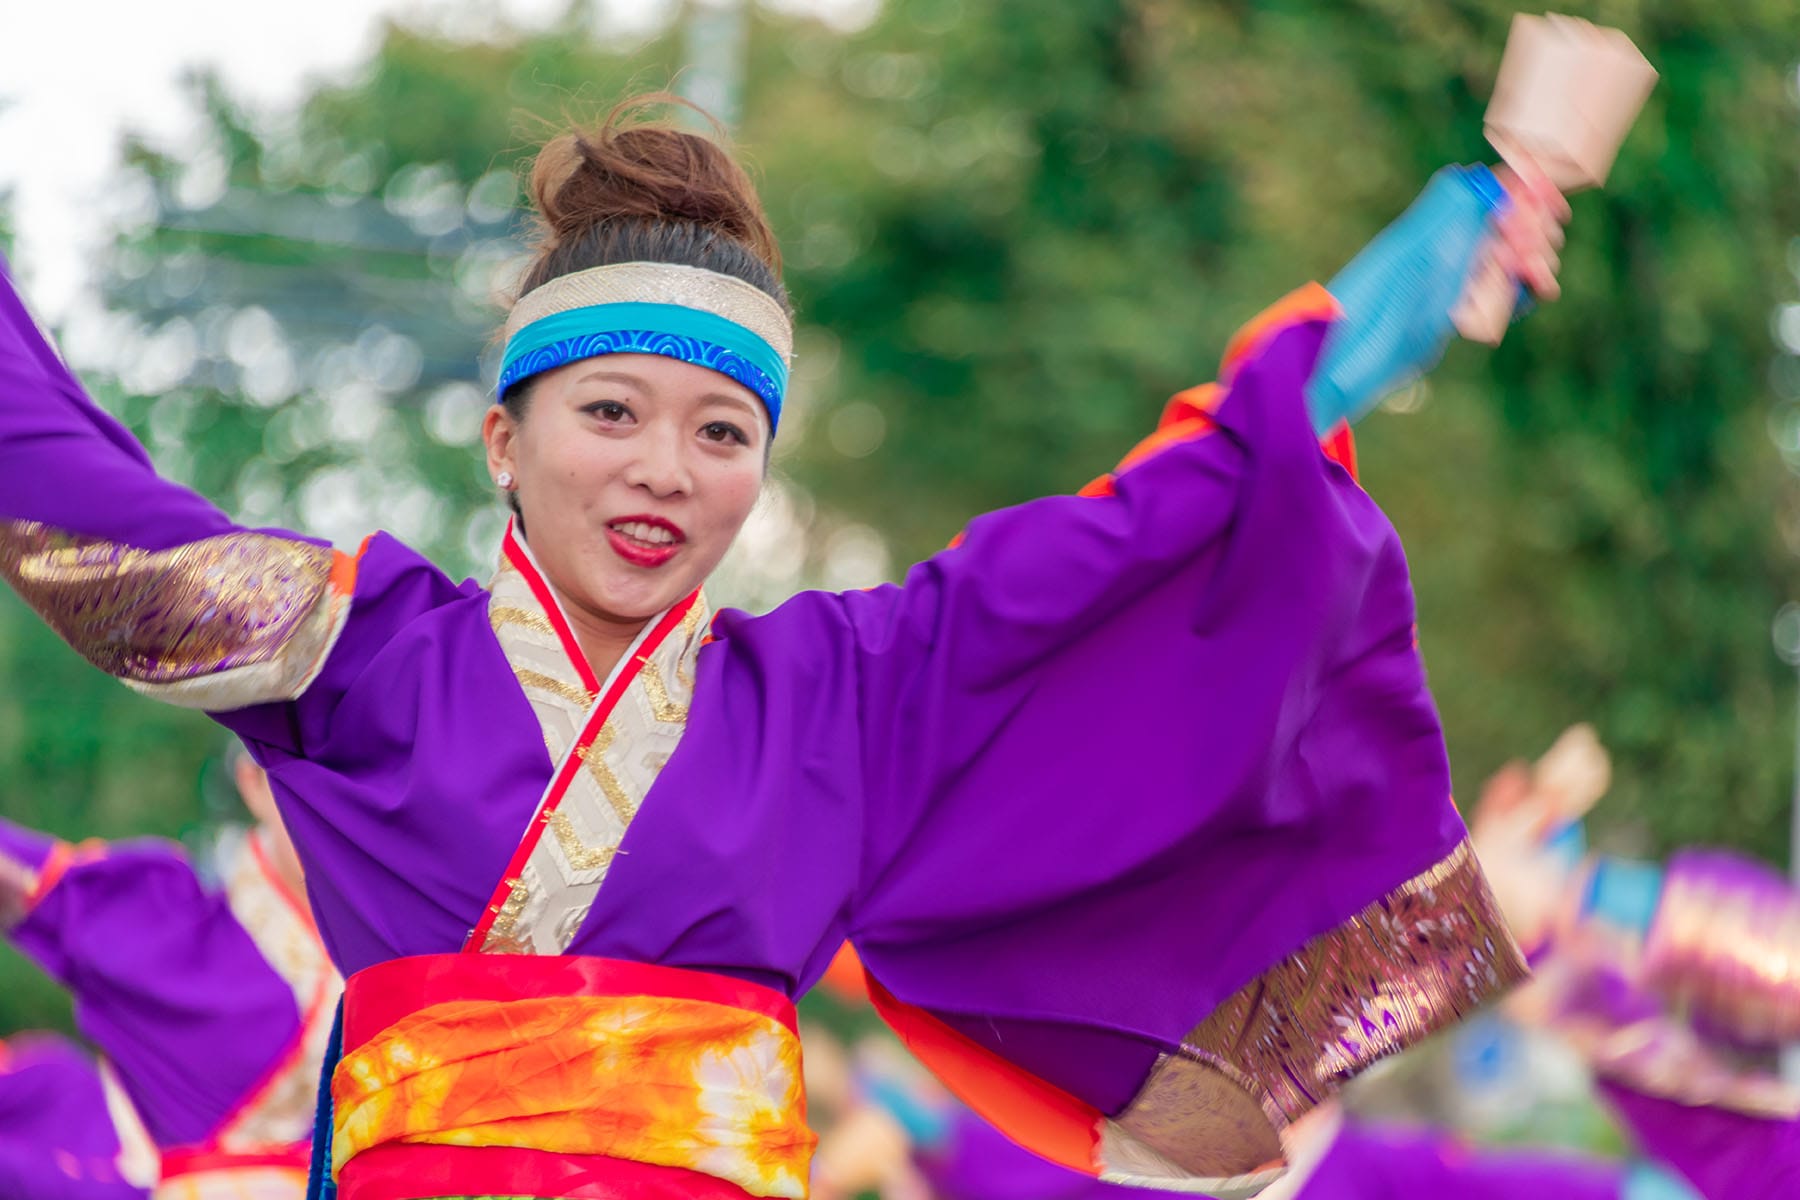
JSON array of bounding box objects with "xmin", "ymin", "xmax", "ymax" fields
[
  {"xmin": 701, "ymin": 420, "xmax": 749, "ymax": 446},
  {"xmin": 583, "ymin": 400, "xmax": 632, "ymax": 423}
]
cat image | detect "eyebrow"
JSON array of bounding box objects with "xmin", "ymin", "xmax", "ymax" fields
[
  {"xmin": 573, "ymin": 368, "xmax": 766, "ymax": 431},
  {"xmin": 574, "ymin": 368, "xmax": 650, "ymax": 389},
  {"xmin": 697, "ymin": 392, "xmax": 764, "ymax": 423}
]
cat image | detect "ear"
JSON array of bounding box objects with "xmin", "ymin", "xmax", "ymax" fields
[{"xmin": 483, "ymin": 406, "xmax": 518, "ymax": 485}]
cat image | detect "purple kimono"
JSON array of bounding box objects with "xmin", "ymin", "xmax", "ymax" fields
[
  {"xmin": 0, "ymin": 1033, "xmax": 148, "ymax": 1199},
  {"xmin": 1534, "ymin": 849, "xmax": 1800, "ymax": 1200},
  {"xmin": 0, "ymin": 264, "xmax": 1524, "ymax": 1193},
  {"xmin": 0, "ymin": 817, "xmax": 333, "ymax": 1188}
]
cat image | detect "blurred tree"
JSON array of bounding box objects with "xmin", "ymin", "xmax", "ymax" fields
[{"xmin": 776, "ymin": 0, "xmax": 1800, "ymax": 863}]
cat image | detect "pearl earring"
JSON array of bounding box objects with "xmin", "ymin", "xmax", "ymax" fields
[{"xmin": 496, "ymin": 471, "xmax": 515, "ymax": 490}]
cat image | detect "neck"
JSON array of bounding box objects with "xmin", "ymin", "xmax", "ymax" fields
[
  {"xmin": 561, "ymin": 595, "xmax": 653, "ymax": 684},
  {"xmin": 255, "ymin": 824, "xmax": 307, "ymax": 902},
  {"xmin": 507, "ymin": 523, "xmax": 655, "ymax": 684}
]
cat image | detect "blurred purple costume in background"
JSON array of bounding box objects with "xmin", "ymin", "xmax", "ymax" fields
[
  {"xmin": 0, "ymin": 1033, "xmax": 146, "ymax": 1199},
  {"xmin": 1530, "ymin": 848, "xmax": 1800, "ymax": 1200},
  {"xmin": 0, "ymin": 816, "xmax": 334, "ymax": 1197}
]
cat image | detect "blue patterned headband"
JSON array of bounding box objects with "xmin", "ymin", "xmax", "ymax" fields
[{"xmin": 499, "ymin": 262, "xmax": 793, "ymax": 430}]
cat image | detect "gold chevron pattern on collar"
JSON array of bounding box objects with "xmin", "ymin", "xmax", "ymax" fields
[{"xmin": 477, "ymin": 527, "xmax": 708, "ymax": 955}]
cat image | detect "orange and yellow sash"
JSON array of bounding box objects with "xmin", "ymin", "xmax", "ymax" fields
[{"xmin": 330, "ymin": 955, "xmax": 814, "ymax": 1200}]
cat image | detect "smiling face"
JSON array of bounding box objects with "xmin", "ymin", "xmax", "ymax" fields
[{"xmin": 483, "ymin": 353, "xmax": 768, "ymax": 657}]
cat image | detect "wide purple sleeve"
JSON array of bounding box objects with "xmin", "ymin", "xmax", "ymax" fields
[
  {"xmin": 918, "ymin": 1106, "xmax": 1141, "ymax": 1200},
  {"xmin": 0, "ymin": 815, "xmax": 55, "ymax": 874},
  {"xmin": 0, "ymin": 266, "xmax": 462, "ymax": 753},
  {"xmin": 1600, "ymin": 1083, "xmax": 1799, "ymax": 1200},
  {"xmin": 716, "ymin": 290, "xmax": 1523, "ymax": 1192},
  {"xmin": 0, "ymin": 1034, "xmax": 147, "ymax": 1200},
  {"xmin": 4, "ymin": 830, "xmax": 302, "ymax": 1151}
]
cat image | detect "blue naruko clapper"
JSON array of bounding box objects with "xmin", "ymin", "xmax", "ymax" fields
[
  {"xmin": 1307, "ymin": 164, "xmax": 1513, "ymax": 435},
  {"xmin": 1583, "ymin": 855, "xmax": 1666, "ymax": 938}
]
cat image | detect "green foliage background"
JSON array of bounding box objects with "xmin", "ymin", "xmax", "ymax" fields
[{"xmin": 2, "ymin": 0, "xmax": 1798, "ymax": 1110}]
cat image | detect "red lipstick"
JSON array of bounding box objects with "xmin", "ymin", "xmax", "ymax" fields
[{"xmin": 605, "ymin": 514, "xmax": 686, "ymax": 569}]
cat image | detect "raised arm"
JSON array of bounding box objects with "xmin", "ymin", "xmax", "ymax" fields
[
  {"xmin": 0, "ymin": 271, "xmax": 353, "ymax": 707},
  {"xmin": 1309, "ymin": 162, "xmax": 1565, "ymax": 436},
  {"xmin": 0, "ymin": 268, "xmax": 462, "ymax": 748},
  {"xmin": 709, "ymin": 293, "xmax": 1516, "ymax": 1193}
]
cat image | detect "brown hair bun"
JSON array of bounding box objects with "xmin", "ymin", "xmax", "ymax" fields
[{"xmin": 515, "ymin": 93, "xmax": 788, "ymax": 314}]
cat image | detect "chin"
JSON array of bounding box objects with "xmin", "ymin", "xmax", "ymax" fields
[{"xmin": 594, "ymin": 581, "xmax": 691, "ymax": 623}]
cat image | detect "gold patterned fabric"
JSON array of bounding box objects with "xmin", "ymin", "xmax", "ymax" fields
[
  {"xmin": 0, "ymin": 520, "xmax": 348, "ymax": 708},
  {"xmin": 475, "ymin": 525, "xmax": 707, "ymax": 955},
  {"xmin": 1515, "ymin": 916, "xmax": 1800, "ymax": 1119},
  {"xmin": 1104, "ymin": 839, "xmax": 1528, "ymax": 1187},
  {"xmin": 503, "ymin": 262, "xmax": 793, "ymax": 362}
]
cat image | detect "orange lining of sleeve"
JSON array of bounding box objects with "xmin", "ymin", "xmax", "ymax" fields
[
  {"xmin": 25, "ymin": 839, "xmax": 106, "ymax": 909},
  {"xmin": 1219, "ymin": 282, "xmax": 1342, "ymax": 383},
  {"xmin": 1320, "ymin": 421, "xmax": 1358, "ymax": 481},
  {"xmin": 329, "ymin": 537, "xmax": 369, "ymax": 599},
  {"xmin": 862, "ymin": 969, "xmax": 1102, "ymax": 1178},
  {"xmin": 819, "ymin": 943, "xmax": 870, "ymax": 1003},
  {"xmin": 1075, "ymin": 285, "xmax": 1341, "ymax": 499}
]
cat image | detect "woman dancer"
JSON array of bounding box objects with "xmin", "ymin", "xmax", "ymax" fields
[
  {"xmin": 0, "ymin": 98, "xmax": 1566, "ymax": 1200},
  {"xmin": 0, "ymin": 750, "xmax": 338, "ymax": 1199}
]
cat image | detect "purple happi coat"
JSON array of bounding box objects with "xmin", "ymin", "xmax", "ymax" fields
[
  {"xmin": 0, "ymin": 816, "xmax": 334, "ymax": 1191},
  {"xmin": 0, "ymin": 264, "xmax": 1524, "ymax": 1193},
  {"xmin": 1538, "ymin": 848, "xmax": 1800, "ymax": 1200},
  {"xmin": 0, "ymin": 1033, "xmax": 147, "ymax": 1199}
]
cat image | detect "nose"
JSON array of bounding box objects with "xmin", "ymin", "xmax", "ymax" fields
[{"xmin": 622, "ymin": 420, "xmax": 693, "ymax": 499}]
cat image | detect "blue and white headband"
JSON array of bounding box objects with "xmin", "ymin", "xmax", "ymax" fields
[{"xmin": 498, "ymin": 261, "xmax": 794, "ymax": 431}]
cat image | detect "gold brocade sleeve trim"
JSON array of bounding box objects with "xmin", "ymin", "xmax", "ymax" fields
[
  {"xmin": 1104, "ymin": 838, "xmax": 1528, "ymax": 1187},
  {"xmin": 0, "ymin": 520, "xmax": 351, "ymax": 709}
]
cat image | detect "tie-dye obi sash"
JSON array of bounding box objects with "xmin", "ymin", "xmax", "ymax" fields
[{"xmin": 328, "ymin": 954, "xmax": 815, "ymax": 1200}]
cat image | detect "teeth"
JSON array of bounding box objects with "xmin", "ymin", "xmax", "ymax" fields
[{"xmin": 613, "ymin": 521, "xmax": 675, "ymax": 546}]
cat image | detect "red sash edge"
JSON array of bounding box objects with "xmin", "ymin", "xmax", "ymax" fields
[
  {"xmin": 159, "ymin": 1146, "xmax": 308, "ymax": 1179},
  {"xmin": 341, "ymin": 1144, "xmax": 754, "ymax": 1200}
]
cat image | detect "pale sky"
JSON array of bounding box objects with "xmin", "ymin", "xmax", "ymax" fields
[{"xmin": 0, "ymin": 0, "xmax": 863, "ymax": 320}]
